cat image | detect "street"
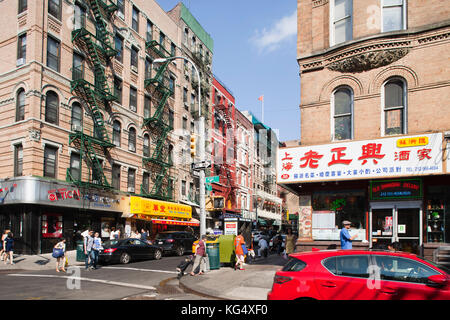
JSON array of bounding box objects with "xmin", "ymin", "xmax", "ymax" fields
[{"xmin": 0, "ymin": 255, "xmax": 212, "ymax": 300}]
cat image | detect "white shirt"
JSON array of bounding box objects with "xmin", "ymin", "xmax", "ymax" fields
[{"xmin": 258, "ymin": 239, "xmax": 268, "ymax": 249}]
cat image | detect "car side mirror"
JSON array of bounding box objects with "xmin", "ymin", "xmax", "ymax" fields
[{"xmin": 427, "ymin": 274, "xmax": 447, "ymax": 287}]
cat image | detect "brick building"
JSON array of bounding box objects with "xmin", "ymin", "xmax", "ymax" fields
[{"xmin": 277, "ymin": 0, "xmax": 450, "ymax": 260}]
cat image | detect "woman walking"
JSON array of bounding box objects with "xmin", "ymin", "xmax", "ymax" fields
[
  {"xmin": 3, "ymin": 232, "xmax": 14, "ymax": 265},
  {"xmin": 285, "ymin": 228, "xmax": 297, "ymax": 257},
  {"xmin": 234, "ymin": 232, "xmax": 246, "ymax": 271},
  {"xmin": 53, "ymin": 238, "xmax": 66, "ymax": 272},
  {"xmin": 92, "ymin": 232, "xmax": 103, "ymax": 270}
]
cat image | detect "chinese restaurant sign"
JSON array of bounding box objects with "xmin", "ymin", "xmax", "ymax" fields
[
  {"xmin": 277, "ymin": 133, "xmax": 443, "ymax": 183},
  {"xmin": 370, "ymin": 179, "xmax": 423, "ymax": 200},
  {"xmin": 129, "ymin": 196, "xmax": 192, "ymax": 220}
]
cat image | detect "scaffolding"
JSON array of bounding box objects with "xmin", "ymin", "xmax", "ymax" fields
[{"xmin": 67, "ymin": 0, "xmax": 118, "ymax": 189}]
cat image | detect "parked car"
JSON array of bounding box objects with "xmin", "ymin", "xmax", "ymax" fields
[
  {"xmin": 267, "ymin": 249, "xmax": 450, "ymax": 300},
  {"xmin": 154, "ymin": 231, "xmax": 197, "ymax": 256},
  {"xmin": 98, "ymin": 238, "xmax": 162, "ymax": 265}
]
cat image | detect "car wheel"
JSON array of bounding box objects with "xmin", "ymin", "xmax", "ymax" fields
[
  {"xmin": 120, "ymin": 252, "xmax": 131, "ymax": 264},
  {"xmin": 176, "ymin": 246, "xmax": 185, "ymax": 256},
  {"xmin": 154, "ymin": 249, "xmax": 162, "ymax": 260}
]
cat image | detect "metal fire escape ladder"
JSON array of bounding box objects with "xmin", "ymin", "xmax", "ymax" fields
[
  {"xmin": 67, "ymin": 0, "xmax": 117, "ymax": 190},
  {"xmin": 141, "ymin": 37, "xmax": 175, "ymax": 201}
]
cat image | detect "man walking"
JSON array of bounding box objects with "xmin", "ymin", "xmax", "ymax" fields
[
  {"xmin": 340, "ymin": 221, "xmax": 358, "ymax": 249},
  {"xmin": 83, "ymin": 230, "xmax": 94, "ymax": 270},
  {"xmin": 190, "ymin": 235, "xmax": 207, "ymax": 276}
]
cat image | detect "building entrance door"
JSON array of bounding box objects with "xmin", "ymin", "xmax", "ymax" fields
[{"xmin": 370, "ymin": 201, "xmax": 422, "ymax": 254}]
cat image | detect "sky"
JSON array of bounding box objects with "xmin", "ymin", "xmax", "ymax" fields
[{"xmin": 158, "ymin": 0, "xmax": 301, "ymax": 142}]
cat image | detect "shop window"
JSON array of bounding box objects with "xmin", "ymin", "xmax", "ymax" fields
[
  {"xmin": 426, "ymin": 185, "xmax": 450, "ymax": 243},
  {"xmin": 312, "ymin": 190, "xmax": 366, "ymax": 241},
  {"xmin": 41, "ymin": 214, "xmax": 63, "ymax": 238},
  {"xmin": 383, "ymin": 78, "xmax": 407, "ymax": 136}
]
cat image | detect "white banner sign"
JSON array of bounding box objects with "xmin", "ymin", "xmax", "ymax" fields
[{"xmin": 277, "ymin": 133, "xmax": 443, "ymax": 183}]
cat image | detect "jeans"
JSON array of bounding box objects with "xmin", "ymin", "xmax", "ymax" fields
[
  {"xmin": 91, "ymin": 250, "xmax": 99, "ymax": 269},
  {"xmin": 85, "ymin": 250, "xmax": 96, "ymax": 269}
]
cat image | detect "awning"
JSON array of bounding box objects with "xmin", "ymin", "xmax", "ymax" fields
[{"xmin": 152, "ymin": 218, "xmax": 200, "ymax": 227}]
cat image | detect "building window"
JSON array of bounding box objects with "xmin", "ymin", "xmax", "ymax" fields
[
  {"xmin": 71, "ymin": 102, "xmax": 83, "ymax": 131},
  {"xmin": 171, "ymin": 43, "xmax": 176, "ymax": 57},
  {"xmin": 383, "ymin": 78, "xmax": 407, "ymax": 136},
  {"xmin": 142, "ymin": 172, "xmax": 150, "ymax": 193},
  {"xmin": 132, "ymin": 6, "xmax": 139, "ymax": 32},
  {"xmin": 143, "ymin": 134, "xmax": 150, "ymax": 157},
  {"xmin": 69, "ymin": 152, "xmax": 81, "ymax": 181},
  {"xmin": 17, "ymin": 33, "xmax": 26, "ymax": 64},
  {"xmin": 191, "ymin": 93, "xmax": 196, "ymax": 110},
  {"xmin": 181, "ymin": 180, "xmax": 186, "ymax": 196},
  {"xmin": 14, "ymin": 144, "xmax": 23, "ymax": 177},
  {"xmin": 43, "ymin": 145, "xmax": 58, "ymax": 178},
  {"xmin": 128, "ymin": 169, "xmax": 136, "ymax": 192},
  {"xmin": 18, "ymin": 0, "xmax": 27, "ymax": 14},
  {"xmin": 183, "ymin": 28, "xmax": 189, "ymax": 45},
  {"xmin": 191, "ymin": 36, "xmax": 196, "ymax": 50},
  {"xmin": 112, "ymin": 164, "xmax": 121, "ymax": 190},
  {"xmin": 47, "ymin": 36, "xmax": 60, "ymax": 72},
  {"xmin": 74, "ymin": 3, "xmax": 86, "ymax": 30},
  {"xmin": 45, "ymin": 91, "xmax": 59, "ymax": 125},
  {"xmin": 72, "ymin": 52, "xmax": 84, "ymax": 80},
  {"xmin": 16, "ymin": 88, "xmax": 25, "ymax": 122},
  {"xmin": 129, "ymin": 86, "xmax": 137, "ymax": 112},
  {"xmin": 144, "ymin": 95, "xmax": 151, "ymax": 119},
  {"xmin": 112, "ymin": 120, "xmax": 121, "ymax": 147},
  {"xmin": 48, "ymin": 0, "xmax": 61, "ymax": 20},
  {"xmin": 117, "ymin": 0, "xmax": 124, "ymax": 18},
  {"xmin": 382, "ymin": 0, "xmax": 405, "ymax": 32},
  {"xmin": 128, "ymin": 127, "xmax": 136, "ymax": 152},
  {"xmin": 331, "ymin": 0, "xmax": 353, "ymax": 45},
  {"xmin": 114, "ymin": 77, "xmax": 122, "ymax": 104},
  {"xmin": 333, "ymin": 87, "xmax": 353, "ymax": 141},
  {"xmin": 183, "ymin": 117, "xmax": 188, "ymax": 132},
  {"xmin": 169, "ymin": 75, "xmax": 175, "ymax": 96},
  {"xmin": 183, "ymin": 88, "xmax": 188, "ymax": 105},
  {"xmin": 131, "ymin": 46, "xmax": 138, "ymax": 71},
  {"xmin": 115, "ymin": 34, "xmax": 124, "ymax": 63},
  {"xmin": 169, "ymin": 109, "xmax": 174, "ymax": 129},
  {"xmin": 146, "ymin": 20, "xmax": 153, "ymax": 42},
  {"xmin": 145, "ymin": 57, "xmax": 152, "ymax": 80}
]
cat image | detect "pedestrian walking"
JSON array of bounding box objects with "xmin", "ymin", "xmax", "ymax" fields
[
  {"xmin": 340, "ymin": 221, "xmax": 358, "ymax": 249},
  {"xmin": 83, "ymin": 230, "xmax": 94, "ymax": 270},
  {"xmin": 92, "ymin": 232, "xmax": 103, "ymax": 269},
  {"xmin": 234, "ymin": 232, "xmax": 246, "ymax": 270},
  {"xmin": 190, "ymin": 235, "xmax": 207, "ymax": 276},
  {"xmin": 0, "ymin": 229, "xmax": 10, "ymax": 261},
  {"xmin": 285, "ymin": 228, "xmax": 297, "ymax": 257},
  {"xmin": 3, "ymin": 232, "xmax": 14, "ymax": 265},
  {"xmin": 53, "ymin": 238, "xmax": 66, "ymax": 272}
]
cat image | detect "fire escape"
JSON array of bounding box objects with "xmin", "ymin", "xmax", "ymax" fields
[
  {"xmin": 214, "ymin": 102, "xmax": 238, "ymax": 212},
  {"xmin": 141, "ymin": 36, "xmax": 174, "ymax": 201},
  {"xmin": 67, "ymin": 0, "xmax": 118, "ymax": 189}
]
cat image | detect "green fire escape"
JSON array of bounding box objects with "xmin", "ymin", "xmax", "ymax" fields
[
  {"xmin": 67, "ymin": 0, "xmax": 118, "ymax": 189},
  {"xmin": 141, "ymin": 38, "xmax": 175, "ymax": 201}
]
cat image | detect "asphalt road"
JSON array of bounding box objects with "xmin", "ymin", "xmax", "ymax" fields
[{"xmin": 0, "ymin": 255, "xmax": 211, "ymax": 300}]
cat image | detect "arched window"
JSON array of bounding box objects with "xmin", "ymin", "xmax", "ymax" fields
[
  {"xmin": 332, "ymin": 87, "xmax": 353, "ymax": 140},
  {"xmin": 45, "ymin": 91, "xmax": 59, "ymax": 124},
  {"xmin": 128, "ymin": 127, "xmax": 136, "ymax": 152},
  {"xmin": 143, "ymin": 134, "xmax": 150, "ymax": 158},
  {"xmin": 112, "ymin": 120, "xmax": 121, "ymax": 147},
  {"xmin": 383, "ymin": 78, "xmax": 407, "ymax": 136},
  {"xmin": 16, "ymin": 88, "xmax": 25, "ymax": 121},
  {"xmin": 71, "ymin": 102, "xmax": 83, "ymax": 131}
]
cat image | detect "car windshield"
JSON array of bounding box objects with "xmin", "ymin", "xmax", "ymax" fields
[
  {"xmin": 422, "ymin": 257, "xmax": 450, "ymax": 275},
  {"xmin": 156, "ymin": 233, "xmax": 173, "ymax": 240}
]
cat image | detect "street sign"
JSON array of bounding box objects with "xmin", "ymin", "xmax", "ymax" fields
[
  {"xmin": 206, "ymin": 184, "xmax": 212, "ymax": 192},
  {"xmin": 191, "ymin": 160, "xmax": 212, "ymax": 171},
  {"xmin": 205, "ymin": 176, "xmax": 219, "ymax": 184}
]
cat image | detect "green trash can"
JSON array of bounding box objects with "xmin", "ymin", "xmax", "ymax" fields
[
  {"xmin": 206, "ymin": 242, "xmax": 220, "ymax": 270},
  {"xmin": 218, "ymin": 235, "xmax": 236, "ymax": 266},
  {"xmin": 76, "ymin": 240, "xmax": 86, "ymax": 262}
]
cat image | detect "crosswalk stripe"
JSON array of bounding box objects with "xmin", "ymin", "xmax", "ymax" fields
[{"xmin": 100, "ymin": 266, "xmax": 178, "ymax": 274}]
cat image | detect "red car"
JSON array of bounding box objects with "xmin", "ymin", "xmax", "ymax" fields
[{"xmin": 267, "ymin": 250, "xmax": 450, "ymax": 300}]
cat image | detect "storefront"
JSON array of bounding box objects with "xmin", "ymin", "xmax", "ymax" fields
[
  {"xmin": 277, "ymin": 132, "xmax": 449, "ymax": 258},
  {"xmin": 0, "ymin": 177, "xmax": 123, "ymax": 254},
  {"xmin": 121, "ymin": 196, "xmax": 198, "ymax": 239}
]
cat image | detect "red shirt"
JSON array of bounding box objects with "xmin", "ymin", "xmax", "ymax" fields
[{"xmin": 234, "ymin": 235, "xmax": 245, "ymax": 255}]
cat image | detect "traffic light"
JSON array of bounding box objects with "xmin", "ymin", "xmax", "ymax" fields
[{"xmin": 190, "ymin": 134, "xmax": 196, "ymax": 157}]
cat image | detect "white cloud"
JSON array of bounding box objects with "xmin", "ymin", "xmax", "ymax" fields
[{"xmin": 251, "ymin": 10, "xmax": 297, "ymax": 52}]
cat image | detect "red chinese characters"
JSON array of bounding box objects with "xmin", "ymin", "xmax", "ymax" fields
[
  {"xmin": 358, "ymin": 143, "xmax": 385, "ymax": 165},
  {"xmin": 417, "ymin": 148, "xmax": 432, "ymax": 161},
  {"xmin": 394, "ymin": 150, "xmax": 411, "ymax": 161},
  {"xmin": 281, "ymin": 152, "xmax": 294, "ymax": 171},
  {"xmin": 300, "ymin": 150, "xmax": 323, "ymax": 169},
  {"xmin": 328, "ymin": 147, "xmax": 352, "ymax": 166}
]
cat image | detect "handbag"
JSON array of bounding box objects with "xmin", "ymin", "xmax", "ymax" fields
[
  {"xmin": 52, "ymin": 248, "xmax": 64, "ymax": 258},
  {"xmin": 241, "ymin": 243, "xmax": 248, "ymax": 255}
]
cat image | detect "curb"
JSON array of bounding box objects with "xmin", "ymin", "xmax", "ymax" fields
[{"xmin": 179, "ymin": 276, "xmax": 230, "ymax": 300}]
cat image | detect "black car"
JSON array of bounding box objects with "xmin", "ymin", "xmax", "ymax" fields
[
  {"xmin": 154, "ymin": 231, "xmax": 197, "ymax": 256},
  {"xmin": 98, "ymin": 238, "xmax": 162, "ymax": 265}
]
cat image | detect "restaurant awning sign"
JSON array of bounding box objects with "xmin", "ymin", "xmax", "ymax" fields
[{"xmin": 277, "ymin": 133, "xmax": 443, "ymax": 183}]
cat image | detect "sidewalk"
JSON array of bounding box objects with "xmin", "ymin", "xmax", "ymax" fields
[
  {"xmin": 0, "ymin": 250, "xmax": 84, "ymax": 271},
  {"xmin": 179, "ymin": 254, "xmax": 286, "ymax": 300}
]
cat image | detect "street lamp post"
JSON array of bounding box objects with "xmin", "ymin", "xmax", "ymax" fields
[{"xmin": 153, "ymin": 56, "xmax": 207, "ymax": 237}]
